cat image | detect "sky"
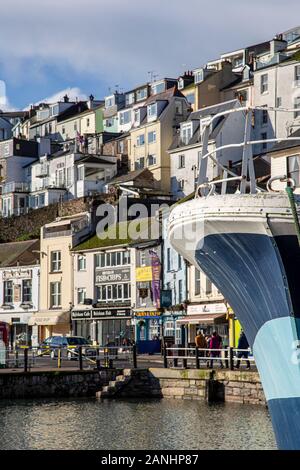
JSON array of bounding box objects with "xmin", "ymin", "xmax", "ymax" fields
[{"xmin": 0, "ymin": 0, "xmax": 300, "ymax": 110}]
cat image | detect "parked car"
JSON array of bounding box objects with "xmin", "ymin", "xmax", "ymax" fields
[{"xmin": 37, "ymin": 336, "xmax": 96, "ymax": 360}]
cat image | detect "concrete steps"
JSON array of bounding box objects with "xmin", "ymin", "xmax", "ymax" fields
[{"xmin": 96, "ymin": 370, "xmax": 132, "ymax": 399}]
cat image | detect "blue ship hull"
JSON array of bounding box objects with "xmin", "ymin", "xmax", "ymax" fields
[{"xmin": 195, "ymin": 232, "xmax": 300, "ymax": 450}]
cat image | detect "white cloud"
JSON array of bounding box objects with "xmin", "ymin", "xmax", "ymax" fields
[{"xmin": 31, "ymin": 87, "xmax": 87, "ymax": 107}]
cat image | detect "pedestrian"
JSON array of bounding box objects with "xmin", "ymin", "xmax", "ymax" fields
[
  {"xmin": 209, "ymin": 331, "xmax": 223, "ymax": 369},
  {"xmin": 235, "ymin": 330, "xmax": 250, "ymax": 369},
  {"xmin": 195, "ymin": 330, "xmax": 206, "ymax": 357}
]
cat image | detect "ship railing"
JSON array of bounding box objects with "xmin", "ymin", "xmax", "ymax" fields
[
  {"xmin": 163, "ymin": 346, "xmax": 255, "ymax": 370},
  {"xmin": 196, "ymin": 104, "xmax": 300, "ymax": 197}
]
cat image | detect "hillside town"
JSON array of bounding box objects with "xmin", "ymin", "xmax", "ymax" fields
[{"xmin": 1, "ymin": 24, "xmax": 300, "ymax": 354}]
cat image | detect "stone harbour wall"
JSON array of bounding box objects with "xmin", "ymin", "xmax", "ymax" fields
[{"xmin": 115, "ymin": 369, "xmax": 266, "ymax": 405}]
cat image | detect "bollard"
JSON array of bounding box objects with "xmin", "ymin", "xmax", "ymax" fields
[
  {"xmin": 24, "ymin": 348, "xmax": 28, "ymax": 373},
  {"xmin": 163, "ymin": 346, "xmax": 168, "ymax": 368},
  {"xmin": 182, "ymin": 358, "xmax": 187, "ymax": 369},
  {"xmin": 96, "ymin": 348, "xmax": 101, "ymax": 370},
  {"xmin": 224, "ymin": 348, "xmax": 229, "ymax": 369},
  {"xmin": 132, "ymin": 344, "xmax": 137, "ymax": 369},
  {"xmin": 195, "ymin": 347, "xmax": 200, "ymax": 369},
  {"xmin": 15, "ymin": 349, "xmax": 19, "ymax": 368},
  {"xmin": 229, "ymin": 347, "xmax": 234, "ymax": 371},
  {"xmin": 79, "ymin": 346, "xmax": 83, "ymax": 370},
  {"xmin": 57, "ymin": 348, "xmax": 61, "ymax": 369}
]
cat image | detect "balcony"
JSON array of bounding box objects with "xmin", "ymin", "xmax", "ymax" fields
[
  {"xmin": 35, "ymin": 164, "xmax": 49, "ymax": 178},
  {"xmin": 2, "ymin": 182, "xmax": 30, "ymax": 194}
]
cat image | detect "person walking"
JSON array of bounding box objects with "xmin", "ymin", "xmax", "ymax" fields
[
  {"xmin": 209, "ymin": 331, "xmax": 223, "ymax": 369},
  {"xmin": 195, "ymin": 330, "xmax": 207, "ymax": 359},
  {"xmin": 235, "ymin": 330, "xmax": 250, "ymax": 369}
]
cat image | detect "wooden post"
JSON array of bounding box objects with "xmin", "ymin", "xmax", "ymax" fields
[
  {"xmin": 163, "ymin": 346, "xmax": 168, "ymax": 368},
  {"xmin": 79, "ymin": 346, "xmax": 83, "ymax": 370},
  {"xmin": 229, "ymin": 347, "xmax": 234, "ymax": 371},
  {"xmin": 57, "ymin": 348, "xmax": 61, "ymax": 369},
  {"xmin": 132, "ymin": 344, "xmax": 137, "ymax": 369},
  {"xmin": 195, "ymin": 347, "xmax": 200, "ymax": 369},
  {"xmin": 24, "ymin": 348, "xmax": 28, "ymax": 373},
  {"xmin": 96, "ymin": 348, "xmax": 101, "ymax": 370}
]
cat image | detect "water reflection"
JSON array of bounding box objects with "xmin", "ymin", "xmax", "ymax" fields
[{"xmin": 0, "ymin": 398, "xmax": 276, "ymax": 450}]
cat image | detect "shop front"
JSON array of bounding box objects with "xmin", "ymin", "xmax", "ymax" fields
[
  {"xmin": 28, "ymin": 311, "xmax": 71, "ymax": 343},
  {"xmin": 177, "ymin": 303, "xmax": 229, "ymax": 346},
  {"xmin": 133, "ymin": 310, "xmax": 162, "ymax": 354},
  {"xmin": 0, "ymin": 312, "xmax": 33, "ymax": 349},
  {"xmin": 162, "ymin": 310, "xmax": 186, "ymax": 346},
  {"xmin": 72, "ymin": 307, "xmax": 133, "ymax": 346}
]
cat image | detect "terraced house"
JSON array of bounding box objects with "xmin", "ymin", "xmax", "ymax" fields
[{"xmin": 128, "ymin": 86, "xmax": 190, "ymax": 191}]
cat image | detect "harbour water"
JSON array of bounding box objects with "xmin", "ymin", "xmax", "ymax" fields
[{"xmin": 0, "ymin": 398, "xmax": 276, "ymax": 450}]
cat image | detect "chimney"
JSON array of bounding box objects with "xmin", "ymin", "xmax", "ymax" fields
[
  {"xmin": 270, "ymin": 38, "xmax": 287, "ymax": 56},
  {"xmin": 88, "ymin": 94, "xmax": 95, "ymax": 109}
]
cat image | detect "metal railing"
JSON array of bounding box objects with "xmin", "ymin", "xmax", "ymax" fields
[
  {"xmin": 0, "ymin": 345, "xmax": 137, "ymax": 372},
  {"xmin": 163, "ymin": 346, "xmax": 256, "ymax": 370}
]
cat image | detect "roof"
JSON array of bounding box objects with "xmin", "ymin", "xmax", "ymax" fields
[
  {"xmin": 75, "ymin": 155, "xmax": 116, "ymax": 165},
  {"xmin": 56, "ymin": 102, "xmax": 88, "ymax": 123},
  {"xmin": 143, "ymin": 86, "xmax": 185, "ymax": 107},
  {"xmin": 0, "ymin": 239, "xmax": 40, "ymax": 268},
  {"xmin": 265, "ymin": 129, "xmax": 300, "ymax": 154},
  {"xmin": 109, "ymin": 168, "xmax": 154, "ymax": 185},
  {"xmin": 73, "ymin": 218, "xmax": 157, "ymax": 251}
]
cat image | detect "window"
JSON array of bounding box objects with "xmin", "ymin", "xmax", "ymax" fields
[
  {"xmin": 105, "ymin": 96, "xmax": 114, "ymax": 108},
  {"xmin": 288, "ymin": 155, "xmax": 300, "ymax": 187},
  {"xmin": 147, "ymin": 103, "xmax": 157, "ymax": 119},
  {"xmin": 95, "ymin": 250, "xmax": 130, "ymax": 268},
  {"xmin": 136, "ymin": 134, "xmax": 145, "ymax": 146},
  {"xmin": 276, "ymin": 97, "xmax": 282, "ymax": 108},
  {"xmin": 148, "ymin": 131, "xmax": 156, "ymax": 143},
  {"xmin": 178, "ymin": 179, "xmax": 185, "ymax": 191},
  {"xmin": 96, "ymin": 284, "xmax": 130, "ymax": 302},
  {"xmin": 51, "ymin": 251, "xmax": 61, "ymax": 272},
  {"xmin": 261, "ymin": 132, "xmax": 267, "ymax": 150},
  {"xmin": 125, "ymin": 93, "xmax": 135, "ymax": 106},
  {"xmin": 294, "ymin": 96, "xmax": 300, "ymax": 119},
  {"xmin": 147, "ymin": 154, "xmax": 156, "ymax": 166},
  {"xmin": 134, "ymin": 109, "xmax": 140, "ymax": 125},
  {"xmin": 194, "ymin": 70, "xmax": 203, "ymax": 84},
  {"xmin": 178, "ymin": 280, "xmax": 183, "ymax": 303},
  {"xmin": 74, "ymin": 122, "xmax": 77, "ymax": 131},
  {"xmin": 105, "ymin": 118, "xmax": 114, "ymax": 128},
  {"xmin": 22, "ymin": 280, "xmax": 32, "ymax": 303},
  {"xmin": 78, "ymin": 255, "xmax": 86, "ymax": 271},
  {"xmin": 119, "ymin": 110, "xmax": 132, "ymax": 125},
  {"xmin": 295, "ymin": 65, "xmax": 300, "ymax": 86},
  {"xmin": 195, "ymin": 269, "xmax": 201, "ymax": 296},
  {"xmin": 118, "ymin": 140, "xmax": 125, "ymax": 153},
  {"xmin": 178, "ymin": 154, "xmax": 185, "ymax": 169},
  {"xmin": 136, "ymin": 88, "xmax": 147, "ymax": 101},
  {"xmin": 262, "ymin": 109, "xmax": 268, "ymax": 125},
  {"xmin": 186, "ymin": 93, "xmax": 195, "ymax": 105},
  {"xmin": 50, "ymin": 282, "xmax": 61, "ymax": 308},
  {"xmin": 180, "ymin": 123, "xmax": 192, "ymax": 145},
  {"xmin": 167, "ymin": 248, "xmax": 171, "ymax": 271},
  {"xmin": 178, "ymin": 78, "xmax": 184, "ymax": 90},
  {"xmin": 77, "ymin": 288, "xmax": 86, "ymax": 304},
  {"xmin": 206, "ymin": 277, "xmax": 212, "ymax": 295},
  {"xmin": 135, "ymin": 157, "xmax": 145, "ymax": 170},
  {"xmin": 151, "ymin": 82, "xmax": 165, "ymax": 95},
  {"xmin": 4, "ymin": 281, "xmax": 13, "ymax": 304},
  {"xmin": 62, "ymin": 126, "xmax": 66, "ymax": 134},
  {"xmin": 178, "ymin": 254, "xmax": 182, "ymax": 270},
  {"xmin": 86, "ymin": 118, "xmax": 90, "ymax": 127},
  {"xmin": 260, "ymin": 74, "xmax": 268, "ymax": 94},
  {"xmin": 175, "ymin": 101, "xmax": 183, "ymax": 115},
  {"xmin": 66, "ymin": 167, "xmax": 72, "ymax": 186},
  {"xmin": 77, "ymin": 166, "xmax": 84, "ymax": 181}
]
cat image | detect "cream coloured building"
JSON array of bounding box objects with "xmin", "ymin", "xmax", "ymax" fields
[
  {"xmin": 128, "ymin": 87, "xmax": 189, "ymax": 191},
  {"xmin": 29, "ymin": 213, "xmax": 91, "ymax": 341}
]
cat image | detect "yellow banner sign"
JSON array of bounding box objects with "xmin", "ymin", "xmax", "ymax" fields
[{"xmin": 136, "ymin": 266, "xmax": 152, "ymax": 282}]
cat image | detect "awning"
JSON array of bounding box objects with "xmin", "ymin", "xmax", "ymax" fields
[
  {"xmin": 176, "ymin": 314, "xmax": 226, "ymax": 325},
  {"xmin": 28, "ymin": 311, "xmax": 70, "ymax": 326}
]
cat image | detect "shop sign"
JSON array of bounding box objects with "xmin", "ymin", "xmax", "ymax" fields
[
  {"xmin": 187, "ymin": 303, "xmax": 227, "ymax": 315},
  {"xmin": 95, "ymin": 268, "xmax": 130, "ymax": 284},
  {"xmin": 136, "ymin": 266, "xmax": 152, "ymax": 282},
  {"xmin": 135, "ymin": 311, "xmax": 161, "ymax": 319},
  {"xmin": 3, "ymin": 269, "xmax": 32, "ymax": 280},
  {"xmin": 92, "ymin": 308, "xmax": 131, "ymax": 319},
  {"xmin": 160, "ymin": 290, "xmax": 172, "ymax": 308},
  {"xmin": 71, "ymin": 310, "xmax": 92, "ymax": 320}
]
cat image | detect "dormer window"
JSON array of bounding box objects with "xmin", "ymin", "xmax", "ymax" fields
[
  {"xmin": 125, "ymin": 92, "xmax": 135, "ymax": 106},
  {"xmin": 147, "ymin": 103, "xmax": 157, "ymax": 120},
  {"xmin": 194, "ymin": 69, "xmax": 204, "ymax": 84},
  {"xmin": 151, "ymin": 82, "xmax": 165, "ymax": 95},
  {"xmin": 134, "ymin": 109, "xmax": 140, "ymax": 125},
  {"xmin": 136, "ymin": 88, "xmax": 147, "ymax": 101},
  {"xmin": 105, "ymin": 96, "xmax": 115, "ymax": 108},
  {"xmin": 119, "ymin": 109, "xmax": 132, "ymax": 125},
  {"xmin": 180, "ymin": 123, "xmax": 192, "ymax": 145}
]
